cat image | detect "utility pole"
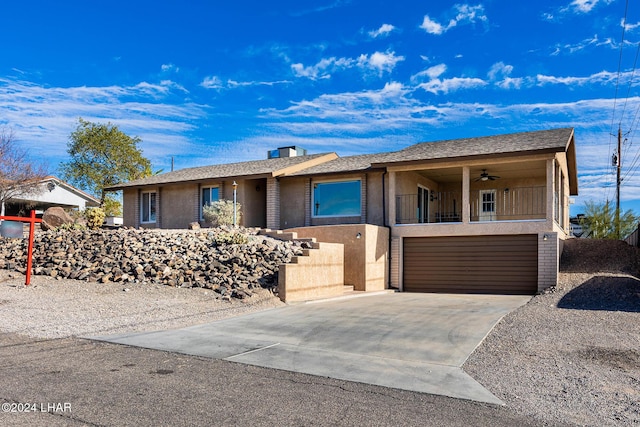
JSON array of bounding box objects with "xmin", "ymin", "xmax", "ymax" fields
[{"xmin": 616, "ymin": 125, "xmax": 622, "ymax": 239}]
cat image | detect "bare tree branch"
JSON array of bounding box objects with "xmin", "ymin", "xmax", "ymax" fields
[{"xmin": 0, "ymin": 127, "xmax": 49, "ymax": 212}]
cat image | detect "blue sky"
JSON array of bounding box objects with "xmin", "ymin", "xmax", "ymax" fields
[{"xmin": 2, "ymin": 0, "xmax": 640, "ymax": 214}]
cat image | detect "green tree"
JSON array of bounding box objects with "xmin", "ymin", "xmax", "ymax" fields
[
  {"xmin": 60, "ymin": 118, "xmax": 152, "ymax": 205},
  {"xmin": 579, "ymin": 200, "xmax": 638, "ymax": 239}
]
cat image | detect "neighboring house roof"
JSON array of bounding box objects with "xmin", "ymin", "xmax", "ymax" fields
[
  {"xmin": 8, "ymin": 176, "xmax": 100, "ymax": 208},
  {"xmin": 106, "ymin": 152, "xmax": 338, "ymax": 190}
]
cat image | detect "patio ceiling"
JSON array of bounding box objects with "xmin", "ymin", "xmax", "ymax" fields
[{"xmin": 414, "ymin": 160, "xmax": 547, "ymax": 183}]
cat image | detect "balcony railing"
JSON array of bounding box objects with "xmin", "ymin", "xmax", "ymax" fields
[
  {"xmin": 396, "ymin": 192, "xmax": 461, "ymax": 224},
  {"xmin": 470, "ymin": 186, "xmax": 545, "ymax": 222},
  {"xmin": 396, "ymin": 186, "xmax": 546, "ymax": 225}
]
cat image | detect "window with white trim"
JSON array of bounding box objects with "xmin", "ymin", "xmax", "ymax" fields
[
  {"xmin": 201, "ymin": 186, "xmax": 220, "ymax": 218},
  {"xmin": 141, "ymin": 191, "xmax": 156, "ymax": 223},
  {"xmin": 312, "ymin": 180, "xmax": 361, "ymax": 217}
]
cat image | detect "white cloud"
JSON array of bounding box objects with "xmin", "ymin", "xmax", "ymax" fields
[
  {"xmin": 291, "ymin": 51, "xmax": 403, "ymax": 80},
  {"xmin": 418, "ymin": 77, "xmax": 487, "ymax": 94},
  {"xmin": 420, "ymin": 4, "xmax": 487, "ymax": 35},
  {"xmin": 537, "ymin": 70, "xmax": 621, "ymax": 86},
  {"xmin": 201, "ymin": 75, "xmax": 224, "ymax": 89},
  {"xmin": 411, "ymin": 63, "xmax": 486, "ymax": 94},
  {"xmin": 623, "ymin": 19, "xmax": 640, "ymax": 32},
  {"xmin": 569, "ymin": 0, "xmax": 602, "ymax": 13},
  {"xmin": 557, "ymin": 0, "xmax": 614, "ymax": 16},
  {"xmin": 291, "ymin": 57, "xmax": 354, "ymax": 80},
  {"xmin": 0, "ymin": 77, "xmax": 206, "ymax": 170},
  {"xmin": 357, "ymin": 51, "xmax": 405, "ymax": 75},
  {"xmin": 368, "ymin": 23, "xmax": 396, "ymax": 38},
  {"xmin": 161, "ymin": 63, "xmax": 179, "ymax": 73},
  {"xmin": 420, "ymin": 16, "xmax": 444, "ymax": 35},
  {"xmin": 488, "ymin": 62, "xmax": 523, "ymax": 89},
  {"xmin": 551, "ymin": 34, "xmax": 616, "ymax": 56}
]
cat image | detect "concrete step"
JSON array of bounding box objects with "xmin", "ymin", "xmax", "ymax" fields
[{"xmin": 343, "ymin": 285, "xmax": 355, "ymax": 293}]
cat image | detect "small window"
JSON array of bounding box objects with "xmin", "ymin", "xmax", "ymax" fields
[
  {"xmin": 201, "ymin": 186, "xmax": 219, "ymax": 218},
  {"xmin": 482, "ymin": 191, "xmax": 496, "ymax": 213},
  {"xmin": 141, "ymin": 191, "xmax": 156, "ymax": 223},
  {"xmin": 312, "ymin": 180, "xmax": 361, "ymax": 217}
]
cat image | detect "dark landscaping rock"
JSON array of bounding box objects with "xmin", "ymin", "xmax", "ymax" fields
[
  {"xmin": 0, "ymin": 227, "xmax": 304, "ymax": 300},
  {"xmin": 41, "ymin": 207, "xmax": 74, "ymax": 231}
]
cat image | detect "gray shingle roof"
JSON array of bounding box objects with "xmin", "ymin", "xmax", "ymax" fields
[
  {"xmin": 374, "ymin": 128, "xmax": 575, "ymax": 165},
  {"xmin": 107, "ymin": 152, "xmax": 335, "ymax": 190},
  {"xmin": 107, "ymin": 128, "xmax": 575, "ymax": 190},
  {"xmin": 286, "ymin": 152, "xmax": 392, "ymax": 177}
]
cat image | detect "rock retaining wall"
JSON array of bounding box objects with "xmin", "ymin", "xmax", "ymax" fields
[{"xmin": 0, "ymin": 228, "xmax": 306, "ymax": 300}]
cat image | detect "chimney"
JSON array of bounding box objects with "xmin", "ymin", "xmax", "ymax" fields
[{"xmin": 267, "ymin": 146, "xmax": 307, "ymax": 159}]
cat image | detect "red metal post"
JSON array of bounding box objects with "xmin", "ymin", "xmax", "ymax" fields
[
  {"xmin": 26, "ymin": 210, "xmax": 36, "ymax": 286},
  {"xmin": 0, "ymin": 210, "xmax": 42, "ymax": 286}
]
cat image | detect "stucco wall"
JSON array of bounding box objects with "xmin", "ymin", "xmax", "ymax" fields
[
  {"xmin": 280, "ymin": 178, "xmax": 306, "ymax": 228},
  {"xmin": 287, "ymin": 224, "xmax": 389, "ymax": 291},
  {"xmin": 278, "ymin": 242, "xmax": 344, "ymax": 302},
  {"xmin": 123, "ymin": 189, "xmax": 138, "ymax": 227},
  {"xmin": 160, "ymin": 183, "xmax": 198, "ymax": 229},
  {"xmin": 236, "ymin": 178, "xmax": 266, "ymax": 228}
]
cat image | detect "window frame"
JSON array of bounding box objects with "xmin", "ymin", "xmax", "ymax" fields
[
  {"xmin": 311, "ymin": 179, "xmax": 362, "ymax": 218},
  {"xmin": 140, "ymin": 191, "xmax": 157, "ymax": 224},
  {"xmin": 200, "ymin": 186, "xmax": 220, "ymax": 219}
]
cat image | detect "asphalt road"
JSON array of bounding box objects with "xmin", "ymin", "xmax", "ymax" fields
[{"xmin": 0, "ymin": 333, "xmax": 567, "ymax": 427}]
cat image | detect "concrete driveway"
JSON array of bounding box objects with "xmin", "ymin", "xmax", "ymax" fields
[{"xmin": 92, "ymin": 292, "xmax": 530, "ymax": 405}]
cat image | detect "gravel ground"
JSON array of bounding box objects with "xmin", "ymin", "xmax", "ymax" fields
[
  {"xmin": 465, "ymin": 239, "xmax": 640, "ymax": 426},
  {"xmin": 0, "ymin": 270, "xmax": 284, "ymax": 339},
  {"xmin": 1, "ymin": 238, "xmax": 638, "ymax": 426}
]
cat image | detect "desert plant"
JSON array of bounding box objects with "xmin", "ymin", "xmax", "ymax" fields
[
  {"xmin": 56, "ymin": 222, "xmax": 87, "ymax": 231},
  {"xmin": 84, "ymin": 207, "xmax": 106, "ymax": 230},
  {"xmin": 202, "ymin": 200, "xmax": 242, "ymax": 227},
  {"xmin": 212, "ymin": 231, "xmax": 249, "ymax": 246}
]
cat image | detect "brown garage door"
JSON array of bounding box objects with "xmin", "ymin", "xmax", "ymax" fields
[{"xmin": 403, "ymin": 235, "xmax": 538, "ymax": 294}]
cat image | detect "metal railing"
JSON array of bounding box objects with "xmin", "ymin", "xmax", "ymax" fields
[
  {"xmin": 470, "ymin": 186, "xmax": 545, "ymax": 221},
  {"xmin": 396, "ymin": 192, "xmax": 461, "ymax": 224},
  {"xmin": 395, "ymin": 186, "xmax": 546, "ymax": 224}
]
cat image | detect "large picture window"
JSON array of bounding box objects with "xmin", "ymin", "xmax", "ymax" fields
[
  {"xmin": 312, "ymin": 180, "xmax": 361, "ymax": 217},
  {"xmin": 201, "ymin": 186, "xmax": 219, "ymax": 218},
  {"xmin": 141, "ymin": 191, "xmax": 156, "ymax": 223}
]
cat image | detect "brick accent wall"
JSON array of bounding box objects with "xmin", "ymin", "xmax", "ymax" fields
[
  {"xmin": 538, "ymin": 232, "xmax": 558, "ymax": 292},
  {"xmin": 156, "ymin": 187, "xmax": 162, "ymax": 228},
  {"xmin": 360, "ymin": 174, "xmax": 367, "ymax": 224},
  {"xmin": 390, "ymin": 236, "xmax": 400, "ymax": 289},
  {"xmin": 304, "ymin": 179, "xmax": 311, "ymax": 227},
  {"xmin": 266, "ymin": 177, "xmax": 280, "ymax": 229},
  {"xmin": 134, "ymin": 189, "xmax": 140, "ymax": 228},
  {"xmin": 194, "ymin": 185, "xmax": 200, "ymax": 222}
]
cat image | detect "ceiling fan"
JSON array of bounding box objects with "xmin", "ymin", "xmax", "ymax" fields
[{"xmin": 475, "ymin": 169, "xmax": 500, "ymax": 181}]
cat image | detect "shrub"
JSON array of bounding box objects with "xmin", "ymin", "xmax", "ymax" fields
[
  {"xmin": 202, "ymin": 200, "xmax": 242, "ymax": 227},
  {"xmin": 84, "ymin": 207, "xmax": 106, "ymax": 230},
  {"xmin": 212, "ymin": 231, "xmax": 249, "ymax": 246},
  {"xmin": 56, "ymin": 222, "xmax": 86, "ymax": 231}
]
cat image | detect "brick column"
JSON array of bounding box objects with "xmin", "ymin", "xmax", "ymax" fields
[
  {"xmin": 194, "ymin": 185, "xmax": 200, "ymax": 222},
  {"xmin": 304, "ymin": 179, "xmax": 311, "ymax": 226},
  {"xmin": 266, "ymin": 177, "xmax": 280, "ymax": 229},
  {"xmin": 360, "ymin": 174, "xmax": 367, "ymax": 224},
  {"xmin": 538, "ymin": 232, "xmax": 558, "ymax": 292},
  {"xmin": 134, "ymin": 189, "xmax": 141, "ymax": 228},
  {"xmin": 156, "ymin": 187, "xmax": 162, "ymax": 228}
]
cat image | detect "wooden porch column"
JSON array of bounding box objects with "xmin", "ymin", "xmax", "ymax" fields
[{"xmin": 462, "ymin": 166, "xmax": 470, "ymax": 224}]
